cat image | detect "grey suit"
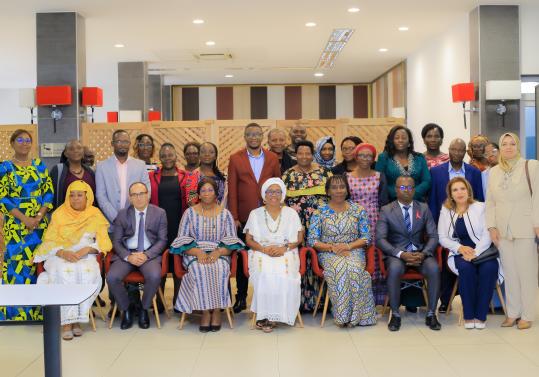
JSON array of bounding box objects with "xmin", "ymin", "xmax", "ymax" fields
[
  {"xmin": 95, "ymin": 155, "xmax": 151, "ymax": 224},
  {"xmin": 375, "ymin": 200, "xmax": 440, "ymax": 313},
  {"xmin": 107, "ymin": 204, "xmax": 168, "ymax": 310}
]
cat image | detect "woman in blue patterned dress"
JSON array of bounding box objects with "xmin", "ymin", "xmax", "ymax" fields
[
  {"xmin": 0, "ymin": 129, "xmax": 54, "ymax": 321},
  {"xmin": 307, "ymin": 175, "xmax": 376, "ymax": 327},
  {"xmin": 170, "ymin": 177, "xmax": 243, "ymax": 332}
]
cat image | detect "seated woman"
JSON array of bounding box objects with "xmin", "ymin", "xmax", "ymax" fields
[
  {"xmin": 244, "ymin": 178, "xmax": 304, "ymax": 333},
  {"xmin": 438, "ymin": 177, "xmax": 501, "ymax": 329},
  {"xmin": 307, "ymin": 175, "xmax": 377, "ymax": 327},
  {"xmin": 34, "ymin": 181, "xmax": 111, "ymax": 340},
  {"xmin": 171, "ymin": 178, "xmax": 243, "ymax": 333}
]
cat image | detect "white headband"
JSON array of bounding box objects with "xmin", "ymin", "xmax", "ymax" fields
[{"xmin": 261, "ymin": 178, "xmax": 287, "ymax": 203}]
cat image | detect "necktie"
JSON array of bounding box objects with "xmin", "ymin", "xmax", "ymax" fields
[
  {"xmin": 403, "ymin": 205, "xmax": 413, "ymax": 251},
  {"xmin": 137, "ymin": 212, "xmax": 145, "ymax": 252}
]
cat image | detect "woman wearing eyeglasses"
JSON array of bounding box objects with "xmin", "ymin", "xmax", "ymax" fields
[
  {"xmin": 133, "ymin": 134, "xmax": 158, "ymax": 172},
  {"xmin": 0, "ymin": 129, "xmax": 53, "ymax": 321},
  {"xmin": 347, "ymin": 143, "xmax": 389, "ymax": 305}
]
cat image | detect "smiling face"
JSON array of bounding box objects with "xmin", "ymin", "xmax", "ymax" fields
[
  {"xmin": 355, "ymin": 148, "xmax": 374, "ymax": 170},
  {"xmin": 264, "ymin": 184, "xmax": 283, "ymax": 206},
  {"xmin": 484, "ymin": 144, "xmax": 499, "ymax": 166},
  {"xmin": 65, "ymin": 140, "xmax": 84, "ymax": 163},
  {"xmin": 320, "ymin": 142, "xmax": 335, "ymax": 161},
  {"xmin": 450, "ymin": 180, "xmax": 470, "ymax": 206},
  {"xmin": 423, "ymin": 127, "xmax": 443, "ymax": 151},
  {"xmin": 448, "ymin": 139, "xmax": 466, "ymax": 165},
  {"xmin": 244, "ymin": 126, "xmax": 263, "ymax": 150},
  {"xmin": 341, "ymin": 140, "xmax": 357, "ymax": 162},
  {"xmin": 500, "ymin": 135, "xmax": 518, "ymax": 160},
  {"xmin": 393, "ymin": 129, "xmax": 410, "ymax": 153},
  {"xmin": 327, "ymin": 177, "xmax": 348, "ymax": 203},
  {"xmin": 69, "ymin": 190, "xmax": 87, "ymax": 211},
  {"xmin": 198, "ymin": 182, "xmax": 217, "ymax": 204},
  {"xmin": 268, "ymin": 130, "xmax": 287, "ymax": 154},
  {"xmin": 289, "ymin": 125, "xmax": 307, "ymax": 144},
  {"xmin": 112, "ymin": 131, "xmax": 131, "ymax": 157},
  {"xmin": 469, "ymin": 139, "xmax": 487, "ymax": 159},
  {"xmin": 11, "ymin": 131, "xmax": 32, "ymax": 157},
  {"xmin": 136, "ymin": 135, "xmax": 154, "ymax": 161},
  {"xmin": 184, "ymin": 145, "xmax": 200, "ymax": 166},
  {"xmin": 199, "ymin": 143, "xmax": 217, "ymax": 165},
  {"xmin": 296, "ymin": 145, "xmax": 313, "ymax": 167},
  {"xmin": 396, "ymin": 176, "xmax": 415, "ymax": 204},
  {"xmin": 129, "ymin": 183, "xmax": 149, "ymax": 211},
  {"xmin": 159, "ymin": 146, "xmax": 177, "ymax": 170}
]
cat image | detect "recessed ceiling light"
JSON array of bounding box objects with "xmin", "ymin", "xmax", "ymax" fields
[
  {"xmin": 398, "ymin": 26, "xmax": 409, "ymax": 31},
  {"xmin": 114, "ymin": 43, "xmax": 124, "ymax": 48},
  {"xmin": 347, "ymin": 7, "xmax": 360, "ymax": 13},
  {"xmin": 305, "ymin": 22, "xmax": 317, "ymax": 27},
  {"xmin": 193, "ymin": 19, "xmax": 204, "ymax": 24},
  {"xmin": 225, "ymin": 74, "xmax": 234, "ymax": 78},
  {"xmin": 314, "ymin": 72, "xmax": 324, "ymax": 77},
  {"xmin": 205, "ymin": 40, "xmax": 215, "ymax": 46},
  {"xmin": 379, "ymin": 48, "xmax": 388, "ymax": 52}
]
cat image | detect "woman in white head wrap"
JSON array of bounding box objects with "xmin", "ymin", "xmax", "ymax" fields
[{"xmin": 243, "ymin": 178, "xmax": 304, "ymax": 332}]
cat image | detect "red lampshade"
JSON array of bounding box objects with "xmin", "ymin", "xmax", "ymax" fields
[
  {"xmin": 452, "ymin": 83, "xmax": 475, "ymax": 103},
  {"xmin": 148, "ymin": 111, "xmax": 161, "ymax": 121},
  {"xmin": 36, "ymin": 85, "xmax": 72, "ymax": 106},
  {"xmin": 107, "ymin": 111, "xmax": 119, "ymax": 123},
  {"xmin": 81, "ymin": 87, "xmax": 103, "ymax": 107}
]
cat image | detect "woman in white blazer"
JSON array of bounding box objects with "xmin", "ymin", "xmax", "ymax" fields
[{"xmin": 438, "ymin": 177, "xmax": 500, "ymax": 329}]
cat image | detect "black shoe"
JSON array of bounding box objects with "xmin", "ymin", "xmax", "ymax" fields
[
  {"xmin": 388, "ymin": 315, "xmax": 401, "ymax": 332},
  {"xmin": 210, "ymin": 325, "xmax": 221, "ymax": 332},
  {"xmin": 138, "ymin": 309, "xmax": 150, "ymax": 329},
  {"xmin": 438, "ymin": 304, "xmax": 448, "ymax": 314},
  {"xmin": 426, "ymin": 315, "xmax": 442, "ymax": 331},
  {"xmin": 120, "ymin": 307, "xmax": 134, "ymax": 330},
  {"xmin": 232, "ymin": 297, "xmax": 246, "ymax": 314},
  {"xmin": 405, "ymin": 306, "xmax": 418, "ymax": 313},
  {"xmin": 199, "ymin": 326, "xmax": 211, "ymax": 333}
]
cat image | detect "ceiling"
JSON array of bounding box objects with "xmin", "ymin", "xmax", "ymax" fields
[{"xmin": 0, "ymin": 0, "xmax": 534, "ymax": 86}]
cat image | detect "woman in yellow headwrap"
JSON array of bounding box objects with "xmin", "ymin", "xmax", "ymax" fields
[
  {"xmin": 486, "ymin": 133, "xmax": 539, "ymax": 330},
  {"xmin": 35, "ymin": 180, "xmax": 112, "ymax": 340}
]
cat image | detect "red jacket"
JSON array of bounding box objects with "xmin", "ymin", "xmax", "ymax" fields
[
  {"xmin": 149, "ymin": 167, "xmax": 198, "ymax": 214},
  {"xmin": 227, "ymin": 148, "xmax": 281, "ymax": 223}
]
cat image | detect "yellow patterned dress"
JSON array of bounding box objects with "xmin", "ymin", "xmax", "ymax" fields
[{"xmin": 0, "ymin": 159, "xmax": 53, "ymax": 321}]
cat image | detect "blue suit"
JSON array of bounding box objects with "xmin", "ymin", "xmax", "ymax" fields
[{"xmin": 428, "ymin": 162, "xmax": 484, "ymax": 224}]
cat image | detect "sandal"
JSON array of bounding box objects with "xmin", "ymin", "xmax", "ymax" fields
[
  {"xmin": 72, "ymin": 325, "xmax": 83, "ymax": 337},
  {"xmin": 255, "ymin": 319, "xmax": 273, "ymax": 333},
  {"xmin": 62, "ymin": 329, "xmax": 74, "ymax": 341}
]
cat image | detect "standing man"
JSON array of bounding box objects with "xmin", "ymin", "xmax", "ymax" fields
[
  {"xmin": 482, "ymin": 142, "xmax": 499, "ymax": 199},
  {"xmin": 286, "ymin": 124, "xmax": 308, "ymax": 158},
  {"xmin": 228, "ymin": 123, "xmax": 281, "ymax": 313},
  {"xmin": 267, "ymin": 128, "xmax": 296, "ymax": 173}
]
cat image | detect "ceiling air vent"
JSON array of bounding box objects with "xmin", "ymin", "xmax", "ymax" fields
[{"xmin": 194, "ymin": 53, "xmax": 233, "ymax": 61}]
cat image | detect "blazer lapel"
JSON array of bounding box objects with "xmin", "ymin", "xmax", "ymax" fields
[
  {"xmin": 411, "ymin": 201, "xmax": 422, "ymax": 234},
  {"xmin": 239, "ymin": 149, "xmax": 257, "ymax": 183},
  {"xmin": 259, "ymin": 148, "xmax": 272, "ymax": 182},
  {"xmin": 108, "ymin": 156, "xmax": 121, "ymax": 193},
  {"xmin": 126, "ymin": 206, "xmax": 136, "ymax": 237},
  {"xmin": 392, "ymin": 202, "xmax": 406, "ymax": 230}
]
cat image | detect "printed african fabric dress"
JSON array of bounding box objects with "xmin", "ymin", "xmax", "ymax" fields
[
  {"xmin": 307, "ymin": 202, "xmax": 377, "ymax": 326},
  {"xmin": 282, "ymin": 165, "xmax": 332, "ymax": 312},
  {"xmin": 0, "ymin": 159, "xmax": 53, "ymax": 321},
  {"xmin": 170, "ymin": 207, "xmax": 243, "ymax": 313}
]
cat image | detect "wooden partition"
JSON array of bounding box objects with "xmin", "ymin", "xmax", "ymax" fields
[
  {"xmin": 81, "ymin": 118, "xmax": 404, "ymax": 171},
  {"xmin": 0, "ymin": 125, "xmax": 39, "ymax": 161}
]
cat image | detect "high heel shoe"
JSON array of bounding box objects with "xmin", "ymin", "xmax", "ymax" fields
[
  {"xmin": 517, "ymin": 320, "xmax": 532, "ymax": 330},
  {"xmin": 501, "ymin": 317, "xmax": 519, "ymax": 327}
]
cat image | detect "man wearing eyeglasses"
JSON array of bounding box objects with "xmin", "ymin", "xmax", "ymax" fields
[
  {"xmin": 376, "ymin": 176, "xmax": 441, "ymax": 332},
  {"xmin": 107, "ymin": 182, "xmax": 167, "ymax": 330}
]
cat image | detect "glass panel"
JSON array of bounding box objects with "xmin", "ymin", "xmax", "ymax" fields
[{"xmin": 524, "ymin": 106, "xmax": 536, "ymax": 159}]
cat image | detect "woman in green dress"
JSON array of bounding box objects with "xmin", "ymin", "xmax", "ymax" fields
[{"xmin": 0, "ymin": 129, "xmax": 53, "ymax": 321}]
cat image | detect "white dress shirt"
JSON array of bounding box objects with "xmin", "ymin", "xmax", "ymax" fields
[
  {"xmin": 125, "ymin": 207, "xmax": 152, "ymax": 251},
  {"xmin": 396, "ymin": 200, "xmax": 418, "ymax": 258}
]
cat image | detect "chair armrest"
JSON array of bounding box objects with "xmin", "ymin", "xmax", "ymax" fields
[
  {"xmin": 173, "ymin": 254, "xmax": 186, "ymax": 278},
  {"xmin": 299, "ymin": 247, "xmax": 308, "ymax": 276},
  {"xmin": 366, "ymin": 245, "xmax": 375, "ymax": 276},
  {"xmin": 240, "ymin": 249, "xmax": 249, "ymax": 278},
  {"xmin": 105, "ymin": 249, "xmax": 114, "ymax": 273},
  {"xmin": 435, "ymin": 246, "xmax": 443, "ymax": 268},
  {"xmin": 230, "ymin": 251, "xmax": 238, "ymax": 277},
  {"xmin": 377, "ymin": 247, "xmax": 387, "ymax": 278},
  {"xmin": 36, "ymin": 262, "xmax": 44, "ymax": 275},
  {"xmin": 161, "ymin": 249, "xmax": 169, "ymax": 277},
  {"xmin": 306, "ymin": 246, "xmax": 324, "ymax": 278}
]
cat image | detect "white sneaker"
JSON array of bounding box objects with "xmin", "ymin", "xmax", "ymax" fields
[
  {"xmin": 464, "ymin": 321, "xmax": 475, "ymax": 329},
  {"xmin": 475, "ymin": 321, "xmax": 486, "ymax": 329}
]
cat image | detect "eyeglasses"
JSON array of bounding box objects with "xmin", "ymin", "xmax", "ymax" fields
[
  {"xmin": 16, "ymin": 137, "xmax": 32, "ymax": 144},
  {"xmin": 137, "ymin": 143, "xmax": 153, "ymax": 149},
  {"xmin": 129, "ymin": 191, "xmax": 148, "ymax": 198},
  {"xmin": 398, "ymin": 185, "xmax": 414, "ymax": 192},
  {"xmin": 245, "ymin": 132, "xmax": 263, "ymax": 138},
  {"xmin": 200, "ymin": 188, "xmax": 215, "ymax": 194},
  {"xmin": 266, "ymin": 190, "xmax": 282, "ymax": 196},
  {"xmin": 356, "ymin": 154, "xmax": 373, "ymax": 160},
  {"xmin": 113, "ymin": 140, "xmax": 130, "ymax": 145}
]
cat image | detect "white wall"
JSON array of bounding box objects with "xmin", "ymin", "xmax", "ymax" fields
[
  {"xmin": 406, "ymin": 15, "xmax": 471, "ymax": 152},
  {"xmin": 521, "ymin": 4, "xmax": 539, "ymax": 75}
]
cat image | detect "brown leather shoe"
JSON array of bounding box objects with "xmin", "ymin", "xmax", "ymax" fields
[
  {"xmin": 517, "ymin": 320, "xmax": 532, "ymax": 330},
  {"xmin": 501, "ymin": 318, "xmax": 518, "ymax": 327}
]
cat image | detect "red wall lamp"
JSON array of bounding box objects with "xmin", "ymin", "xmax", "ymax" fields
[
  {"xmin": 451, "ymin": 82, "xmax": 477, "ymax": 129},
  {"xmin": 81, "ymin": 87, "xmax": 103, "ymax": 123},
  {"xmin": 36, "ymin": 85, "xmax": 72, "ymax": 132}
]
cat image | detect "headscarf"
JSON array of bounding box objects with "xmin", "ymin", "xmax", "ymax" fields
[
  {"xmin": 353, "ymin": 143, "xmax": 377, "ymax": 160},
  {"xmin": 314, "ymin": 136, "xmax": 336, "ymax": 169},
  {"xmin": 261, "ymin": 177, "xmax": 287, "ymax": 203},
  {"xmin": 498, "ymin": 132, "xmax": 522, "ymax": 173},
  {"xmin": 34, "ymin": 180, "xmax": 112, "ymax": 259}
]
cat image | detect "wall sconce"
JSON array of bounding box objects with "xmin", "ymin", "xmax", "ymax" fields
[
  {"xmin": 19, "ymin": 88, "xmax": 36, "ymax": 124},
  {"xmin": 36, "ymin": 85, "xmax": 72, "ymax": 133},
  {"xmin": 485, "ymin": 80, "xmax": 521, "ymax": 127},
  {"xmin": 452, "ymin": 82, "xmax": 477, "ymax": 129},
  {"xmin": 148, "ymin": 110, "xmax": 161, "ymax": 121},
  {"xmin": 81, "ymin": 87, "xmax": 103, "ymax": 123}
]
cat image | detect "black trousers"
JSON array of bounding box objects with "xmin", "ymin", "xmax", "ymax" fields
[{"xmin": 235, "ymin": 222, "xmax": 248, "ymax": 299}]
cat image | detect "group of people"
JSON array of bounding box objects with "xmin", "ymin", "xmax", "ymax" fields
[{"xmin": 0, "ymin": 122, "xmax": 537, "ymax": 340}]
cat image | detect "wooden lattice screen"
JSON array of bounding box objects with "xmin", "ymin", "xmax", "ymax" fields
[
  {"xmin": 80, "ymin": 118, "xmax": 404, "ymax": 172},
  {"xmin": 0, "ymin": 125, "xmax": 39, "ymax": 162}
]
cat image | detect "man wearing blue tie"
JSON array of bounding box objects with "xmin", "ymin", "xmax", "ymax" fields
[
  {"xmin": 107, "ymin": 182, "xmax": 168, "ymax": 330},
  {"xmin": 376, "ymin": 176, "xmax": 441, "ymax": 331}
]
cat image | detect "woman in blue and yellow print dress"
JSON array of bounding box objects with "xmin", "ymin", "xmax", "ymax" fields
[{"xmin": 0, "ymin": 129, "xmax": 53, "ymax": 321}]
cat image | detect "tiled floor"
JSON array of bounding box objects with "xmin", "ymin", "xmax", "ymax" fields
[{"xmin": 2, "ymin": 286, "xmax": 539, "ymax": 377}]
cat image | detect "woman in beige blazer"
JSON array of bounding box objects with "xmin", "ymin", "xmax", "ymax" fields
[{"xmin": 486, "ymin": 132, "xmax": 539, "ymax": 329}]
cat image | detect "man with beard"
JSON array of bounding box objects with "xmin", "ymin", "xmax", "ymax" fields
[
  {"xmin": 286, "ymin": 124, "xmax": 308, "ymax": 158},
  {"xmin": 267, "ymin": 128, "xmax": 296, "ymax": 173}
]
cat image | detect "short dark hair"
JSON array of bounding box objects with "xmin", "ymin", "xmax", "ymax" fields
[
  {"xmin": 421, "ymin": 123, "xmax": 444, "ymax": 139},
  {"xmin": 128, "ymin": 181, "xmax": 148, "ymax": 194},
  {"xmin": 325, "ymin": 174, "xmax": 351, "ymax": 200},
  {"xmin": 245, "ymin": 122, "xmax": 262, "ymax": 132},
  {"xmin": 197, "ymin": 177, "xmax": 219, "ymax": 196},
  {"xmin": 486, "ymin": 142, "xmax": 499, "ymax": 150},
  {"xmin": 112, "ymin": 129, "xmax": 129, "ymax": 141},
  {"xmin": 340, "ymin": 136, "xmax": 362, "ymax": 149},
  {"xmin": 160, "ymin": 142, "xmax": 175, "ymax": 150},
  {"xmin": 295, "ymin": 140, "xmax": 315, "ymax": 154},
  {"xmin": 10, "ymin": 129, "xmax": 32, "ymax": 144},
  {"xmin": 183, "ymin": 142, "xmax": 200, "ymax": 155},
  {"xmin": 384, "ymin": 125, "xmax": 416, "ymax": 157},
  {"xmin": 396, "ymin": 175, "xmax": 415, "ymax": 187}
]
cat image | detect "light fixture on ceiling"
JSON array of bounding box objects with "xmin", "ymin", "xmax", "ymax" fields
[
  {"xmin": 314, "ymin": 72, "xmax": 324, "ymax": 77},
  {"xmin": 114, "ymin": 43, "xmax": 125, "ymax": 48},
  {"xmin": 347, "ymin": 7, "xmax": 360, "ymax": 13},
  {"xmin": 316, "ymin": 28, "xmax": 355, "ymax": 69},
  {"xmin": 398, "ymin": 26, "xmax": 409, "ymax": 31},
  {"xmin": 205, "ymin": 40, "xmax": 216, "ymax": 46},
  {"xmin": 305, "ymin": 22, "xmax": 317, "ymax": 27},
  {"xmin": 225, "ymin": 74, "xmax": 234, "ymax": 78},
  {"xmin": 379, "ymin": 48, "xmax": 388, "ymax": 52},
  {"xmin": 193, "ymin": 19, "xmax": 204, "ymax": 24}
]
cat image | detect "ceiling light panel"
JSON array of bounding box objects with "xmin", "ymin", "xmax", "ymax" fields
[{"xmin": 316, "ymin": 28, "xmax": 355, "ymax": 69}]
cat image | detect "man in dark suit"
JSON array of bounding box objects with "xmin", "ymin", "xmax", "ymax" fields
[
  {"xmin": 376, "ymin": 176, "xmax": 441, "ymax": 331},
  {"xmin": 107, "ymin": 182, "xmax": 168, "ymax": 330},
  {"xmin": 267, "ymin": 128, "xmax": 296, "ymax": 174},
  {"xmin": 428, "ymin": 138, "xmax": 483, "ymax": 313},
  {"xmin": 228, "ymin": 122, "xmax": 281, "ymax": 312}
]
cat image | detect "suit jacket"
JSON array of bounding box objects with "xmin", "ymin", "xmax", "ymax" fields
[
  {"xmin": 375, "ymin": 200, "xmax": 438, "ymax": 258},
  {"xmin": 112, "ymin": 204, "xmax": 168, "ymax": 261},
  {"xmin": 95, "ymin": 156, "xmax": 151, "ymax": 224},
  {"xmin": 227, "ymin": 148, "xmax": 281, "ymax": 223},
  {"xmin": 428, "ymin": 162, "xmax": 484, "ymax": 223}
]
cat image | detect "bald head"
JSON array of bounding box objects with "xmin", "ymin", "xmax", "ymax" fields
[
  {"xmin": 289, "ymin": 124, "xmax": 307, "ymax": 145},
  {"xmin": 448, "ymin": 138, "xmax": 467, "ymax": 166}
]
